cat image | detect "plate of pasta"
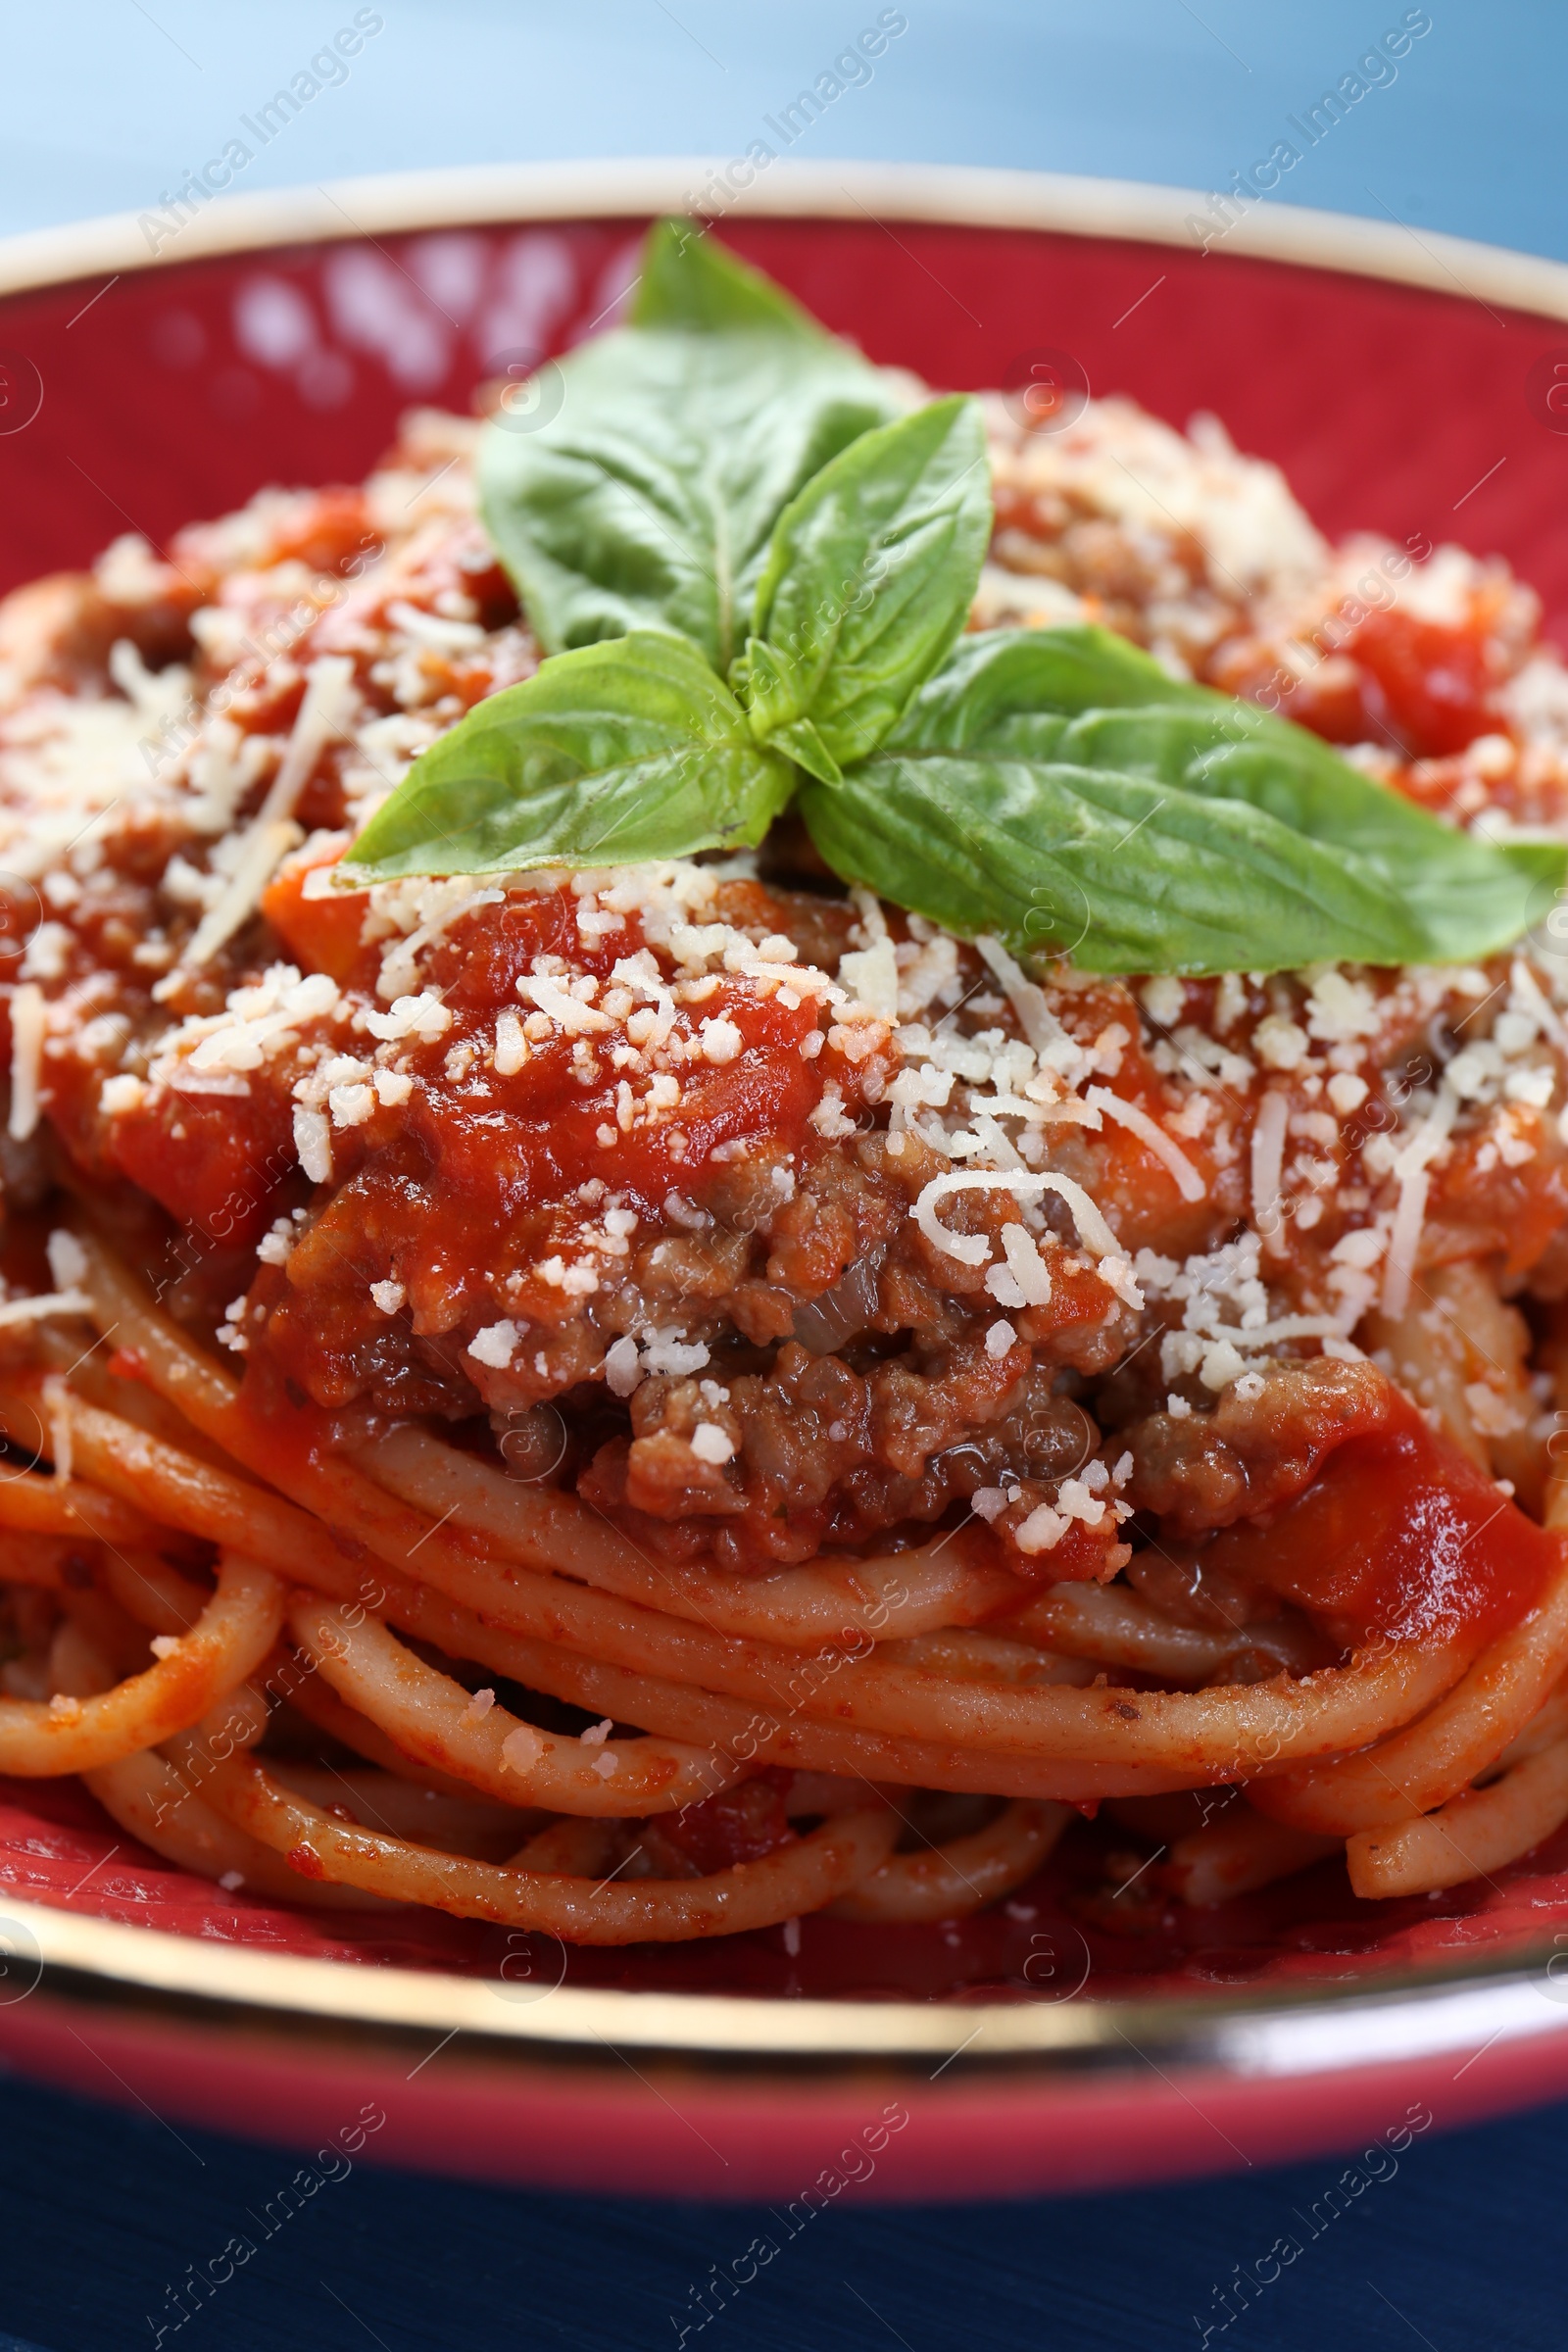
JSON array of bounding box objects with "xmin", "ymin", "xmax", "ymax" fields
[{"xmin": 4, "ymin": 164, "xmax": 1568, "ymax": 2199}]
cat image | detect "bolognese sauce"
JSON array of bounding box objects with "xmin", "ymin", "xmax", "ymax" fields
[{"xmin": 3, "ymin": 358, "xmax": 1568, "ymax": 1949}]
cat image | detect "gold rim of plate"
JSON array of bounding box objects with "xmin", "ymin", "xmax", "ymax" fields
[
  {"xmin": 3, "ymin": 159, "xmax": 1568, "ymax": 2076},
  {"xmin": 3, "ymin": 1889, "xmax": 1568, "ymax": 2075},
  {"xmin": 0, "ymin": 155, "xmax": 1566, "ymax": 318}
]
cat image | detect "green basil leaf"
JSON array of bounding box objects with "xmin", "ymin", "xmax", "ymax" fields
[
  {"xmin": 629, "ymin": 217, "xmax": 827, "ymax": 340},
  {"xmin": 1054, "ymin": 710, "xmax": 1557, "ymax": 961},
  {"xmin": 478, "ymin": 231, "xmax": 902, "ymax": 674},
  {"xmin": 887, "ymin": 621, "xmax": 1204, "ymax": 754},
  {"xmin": 889, "ymin": 628, "xmax": 1564, "ymax": 962},
  {"xmin": 738, "ymin": 396, "xmax": 992, "ymax": 778},
  {"xmin": 345, "ymin": 633, "xmax": 795, "ymax": 881},
  {"xmin": 801, "ymin": 753, "xmax": 1437, "ymax": 977},
  {"xmin": 733, "ymin": 642, "xmax": 846, "ymax": 786},
  {"xmin": 1499, "ymin": 835, "xmax": 1568, "ymax": 901}
]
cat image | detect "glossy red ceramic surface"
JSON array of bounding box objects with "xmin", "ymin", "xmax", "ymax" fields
[
  {"xmin": 8, "ymin": 1971, "xmax": 1568, "ymax": 2203},
  {"xmin": 6, "ymin": 192, "xmax": 1568, "ymax": 2192},
  {"xmin": 4, "ymin": 213, "xmax": 1568, "ymax": 634}
]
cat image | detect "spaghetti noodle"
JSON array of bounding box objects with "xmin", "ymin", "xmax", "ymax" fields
[{"xmin": 6, "ymin": 315, "xmax": 1568, "ymax": 1950}]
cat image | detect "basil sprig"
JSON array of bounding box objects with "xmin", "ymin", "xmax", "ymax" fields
[
  {"xmin": 349, "ymin": 220, "xmax": 1565, "ymax": 976},
  {"xmin": 736, "ymin": 395, "xmax": 991, "ymax": 785},
  {"xmin": 476, "ymin": 221, "xmax": 905, "ymax": 674},
  {"xmin": 346, "ymin": 632, "xmax": 795, "ymax": 878},
  {"xmin": 851, "ymin": 628, "xmax": 1560, "ymax": 970}
]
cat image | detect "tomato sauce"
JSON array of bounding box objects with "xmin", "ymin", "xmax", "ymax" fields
[
  {"xmin": 206, "ymin": 865, "xmax": 840, "ymax": 1411},
  {"xmin": 1203, "ymin": 1386, "xmax": 1558, "ymax": 1650},
  {"xmin": 659, "ymin": 1770, "xmax": 797, "ymax": 1873},
  {"xmin": 1340, "ymin": 604, "xmax": 1502, "ymax": 758},
  {"xmin": 106, "ymin": 1091, "xmax": 297, "ymax": 1249},
  {"xmin": 260, "ymin": 858, "xmax": 366, "ymax": 984},
  {"xmin": 1424, "ymin": 1109, "xmax": 1568, "ymax": 1281},
  {"xmin": 266, "ymin": 872, "xmax": 826, "ymax": 1224},
  {"xmin": 1205, "ymin": 588, "xmax": 1511, "ymax": 760}
]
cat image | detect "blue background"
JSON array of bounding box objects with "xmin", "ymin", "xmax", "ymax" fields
[
  {"xmin": 1, "ymin": 0, "xmax": 1564, "ymax": 264},
  {"xmin": 5, "ymin": 5, "xmax": 1568, "ymax": 2347}
]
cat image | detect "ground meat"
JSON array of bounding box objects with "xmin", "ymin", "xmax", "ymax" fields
[
  {"xmin": 580, "ymin": 1332, "xmax": 1101, "ymax": 1571},
  {"xmin": 1123, "ymin": 1357, "xmax": 1393, "ymax": 1539},
  {"xmin": 643, "ymin": 1770, "xmax": 797, "ymax": 1875},
  {"xmin": 0, "ymin": 564, "xmax": 200, "ymax": 695},
  {"xmin": 15, "ymin": 400, "xmax": 1568, "ymax": 1635}
]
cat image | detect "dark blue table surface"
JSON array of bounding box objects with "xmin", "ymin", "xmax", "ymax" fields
[
  {"xmin": 7, "ymin": 4, "xmax": 1568, "ymax": 2345},
  {"xmin": 0, "ymin": 2062, "xmax": 1563, "ymax": 2351}
]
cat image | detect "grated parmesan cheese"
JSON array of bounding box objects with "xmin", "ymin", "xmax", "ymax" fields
[
  {"xmin": 494, "ymin": 1007, "xmax": 528, "ymax": 1075},
  {"xmin": 173, "ymin": 657, "xmax": 359, "ymax": 971},
  {"xmin": 1380, "ymin": 1084, "xmax": 1459, "ymax": 1320},
  {"xmin": 1250, "ymin": 1089, "xmax": 1289, "ymax": 1241},
  {"xmin": 467, "ymin": 1320, "xmax": 520, "ymax": 1369},
  {"xmin": 292, "ymin": 1103, "xmax": 332, "ymax": 1184},
  {"xmin": 0, "ymin": 1288, "xmax": 92, "ymax": 1330},
  {"xmin": 1086, "ymin": 1086, "xmax": 1205, "ymax": 1202},
  {"xmin": 976, "ymin": 934, "xmax": 1062, "ymax": 1054},
  {"xmin": 912, "ymin": 1169, "xmax": 1126, "ymax": 1281},
  {"xmin": 7, "ymin": 981, "xmax": 45, "ymax": 1141}
]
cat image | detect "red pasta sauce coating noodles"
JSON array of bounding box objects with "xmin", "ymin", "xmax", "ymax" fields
[
  {"xmin": 659, "ymin": 1771, "xmax": 798, "ymax": 1874},
  {"xmin": 1204, "ymin": 1387, "xmax": 1557, "ymax": 1651}
]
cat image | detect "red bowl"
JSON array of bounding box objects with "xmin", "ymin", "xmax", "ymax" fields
[{"xmin": 5, "ymin": 160, "xmax": 1568, "ymax": 2198}]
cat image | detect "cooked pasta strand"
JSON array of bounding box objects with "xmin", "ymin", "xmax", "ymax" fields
[
  {"xmin": 202, "ymin": 1753, "xmax": 901, "ymax": 1942},
  {"xmin": 6, "ymin": 1365, "xmax": 1462, "ymax": 1777},
  {"xmin": 1348, "ymin": 1738, "xmax": 1568, "ymax": 1898},
  {"xmin": 86, "ymin": 1745, "xmax": 390, "ymax": 1910},
  {"xmin": 0, "ymin": 1553, "xmax": 282, "ymax": 1775},
  {"xmin": 828, "ymin": 1800, "xmax": 1068, "ymax": 1922},
  {"xmin": 0, "ymin": 1467, "xmax": 155, "ymax": 1545},
  {"xmin": 1250, "ymin": 1541, "xmax": 1568, "ymax": 1835},
  {"xmin": 288, "ymin": 1592, "xmax": 741, "ymax": 1816},
  {"xmin": 1161, "ymin": 1802, "xmax": 1343, "ymax": 1907}
]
